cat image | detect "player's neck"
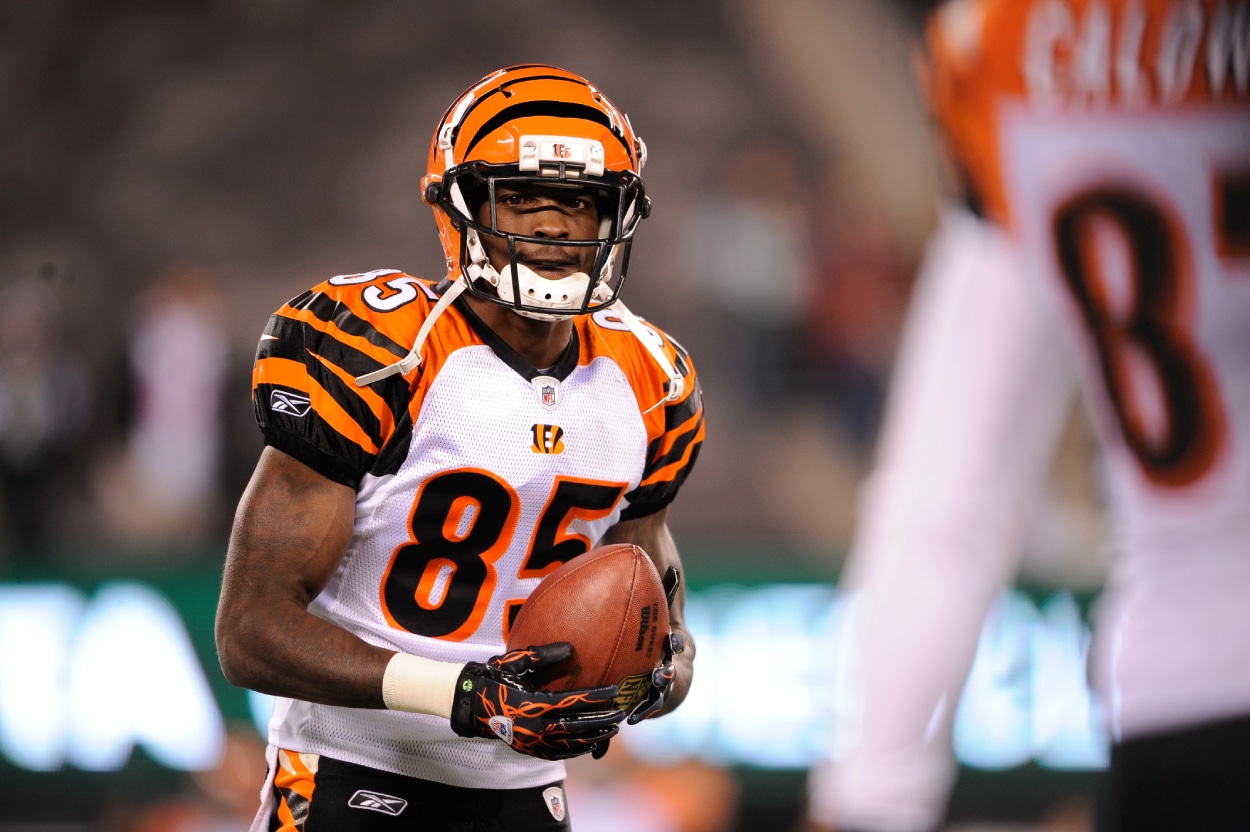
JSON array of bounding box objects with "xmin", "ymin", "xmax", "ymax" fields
[{"xmin": 463, "ymin": 294, "xmax": 575, "ymax": 370}]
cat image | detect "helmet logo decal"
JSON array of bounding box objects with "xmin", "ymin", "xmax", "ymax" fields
[{"xmin": 518, "ymin": 135, "xmax": 605, "ymax": 177}]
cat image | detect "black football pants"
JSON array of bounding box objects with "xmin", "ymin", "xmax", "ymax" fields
[
  {"xmin": 1105, "ymin": 712, "xmax": 1250, "ymax": 831},
  {"xmin": 264, "ymin": 753, "xmax": 572, "ymax": 831}
]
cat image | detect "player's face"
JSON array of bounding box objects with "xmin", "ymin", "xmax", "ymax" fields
[{"xmin": 475, "ymin": 183, "xmax": 601, "ymax": 280}]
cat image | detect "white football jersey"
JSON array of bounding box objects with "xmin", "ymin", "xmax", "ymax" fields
[
  {"xmin": 810, "ymin": 0, "xmax": 1250, "ymax": 828},
  {"xmin": 250, "ymin": 272, "xmax": 703, "ymax": 789},
  {"xmin": 1001, "ymin": 101, "xmax": 1250, "ymax": 737}
]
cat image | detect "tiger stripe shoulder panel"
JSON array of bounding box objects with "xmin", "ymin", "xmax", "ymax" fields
[
  {"xmin": 579, "ymin": 308, "xmax": 705, "ymax": 520},
  {"xmin": 252, "ymin": 270, "xmax": 452, "ymax": 489}
]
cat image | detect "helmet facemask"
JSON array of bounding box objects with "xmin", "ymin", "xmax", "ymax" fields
[
  {"xmin": 357, "ymin": 65, "xmax": 680, "ymax": 406},
  {"xmin": 437, "ymin": 162, "xmax": 647, "ymax": 321}
]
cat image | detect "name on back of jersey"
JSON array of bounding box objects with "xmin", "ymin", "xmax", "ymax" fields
[{"xmin": 1020, "ymin": 0, "xmax": 1249, "ymax": 108}]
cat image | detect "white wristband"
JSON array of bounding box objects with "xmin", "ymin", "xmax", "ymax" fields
[{"xmin": 381, "ymin": 653, "xmax": 465, "ymax": 719}]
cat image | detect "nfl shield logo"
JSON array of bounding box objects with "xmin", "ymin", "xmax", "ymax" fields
[
  {"xmin": 542, "ymin": 786, "xmax": 566, "ymax": 822},
  {"xmin": 532, "ymin": 375, "xmax": 560, "ymax": 410},
  {"xmin": 488, "ymin": 716, "xmax": 514, "ymax": 745}
]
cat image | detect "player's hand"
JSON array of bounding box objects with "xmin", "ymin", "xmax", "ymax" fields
[
  {"xmin": 450, "ymin": 642, "xmax": 626, "ymax": 761},
  {"xmin": 626, "ymin": 565, "xmax": 684, "ymax": 724}
]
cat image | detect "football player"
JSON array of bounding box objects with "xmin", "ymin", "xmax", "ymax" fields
[
  {"xmin": 805, "ymin": 1, "xmax": 1250, "ymax": 830},
  {"xmin": 215, "ymin": 65, "xmax": 703, "ymax": 831}
]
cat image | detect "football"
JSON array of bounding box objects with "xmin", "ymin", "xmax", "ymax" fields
[{"xmin": 506, "ymin": 543, "xmax": 670, "ymax": 694}]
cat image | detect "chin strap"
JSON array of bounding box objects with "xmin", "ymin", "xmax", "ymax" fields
[
  {"xmin": 354, "ymin": 277, "xmax": 468, "ymax": 386},
  {"xmin": 353, "ymin": 278, "xmax": 683, "ymax": 415},
  {"xmin": 608, "ymin": 299, "xmax": 685, "ymax": 414}
]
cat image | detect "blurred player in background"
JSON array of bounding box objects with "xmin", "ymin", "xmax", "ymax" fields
[
  {"xmin": 805, "ymin": 1, "xmax": 1250, "ymax": 829},
  {"xmin": 215, "ymin": 65, "xmax": 702, "ymax": 831}
]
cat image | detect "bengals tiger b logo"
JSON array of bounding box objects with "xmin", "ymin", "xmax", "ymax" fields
[{"xmin": 531, "ymin": 424, "xmax": 565, "ymax": 454}]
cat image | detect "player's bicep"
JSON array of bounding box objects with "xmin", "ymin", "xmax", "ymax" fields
[
  {"xmin": 216, "ymin": 447, "xmax": 397, "ymax": 706},
  {"xmin": 217, "ymin": 446, "xmax": 357, "ymax": 667}
]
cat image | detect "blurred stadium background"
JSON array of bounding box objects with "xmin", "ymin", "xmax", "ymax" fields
[{"xmin": 0, "ymin": 1, "xmax": 1111, "ymax": 829}]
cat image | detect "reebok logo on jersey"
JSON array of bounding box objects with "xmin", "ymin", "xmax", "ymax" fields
[
  {"xmin": 348, "ymin": 790, "xmax": 408, "ymax": 816},
  {"xmin": 270, "ymin": 388, "xmax": 312, "ymax": 417},
  {"xmin": 542, "ymin": 786, "xmax": 567, "ymax": 822},
  {"xmin": 531, "ymin": 424, "xmax": 565, "ymax": 454},
  {"xmin": 488, "ymin": 715, "xmax": 514, "ymax": 744}
]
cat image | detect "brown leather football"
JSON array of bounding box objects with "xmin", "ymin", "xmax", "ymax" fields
[{"xmin": 505, "ymin": 543, "xmax": 669, "ymax": 693}]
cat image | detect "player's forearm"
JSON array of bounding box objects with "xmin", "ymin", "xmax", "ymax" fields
[
  {"xmin": 217, "ymin": 604, "xmax": 468, "ymax": 717},
  {"xmin": 601, "ymin": 507, "xmax": 694, "ymax": 716},
  {"xmin": 659, "ymin": 625, "xmax": 696, "ymax": 715},
  {"xmin": 216, "ymin": 597, "xmax": 394, "ymax": 709},
  {"xmin": 217, "ymin": 447, "xmax": 412, "ymax": 709}
]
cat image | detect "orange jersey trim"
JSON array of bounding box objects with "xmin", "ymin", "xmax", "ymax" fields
[
  {"xmin": 925, "ymin": 0, "xmax": 1250, "ymax": 226},
  {"xmin": 639, "ymin": 418, "xmax": 706, "ymax": 488},
  {"xmin": 255, "ymin": 356, "xmax": 380, "ymax": 455},
  {"xmin": 311, "ymin": 351, "xmax": 396, "ymax": 440},
  {"xmin": 574, "ymin": 312, "xmax": 701, "ymax": 449},
  {"xmin": 272, "ymin": 749, "xmax": 317, "ymax": 831}
]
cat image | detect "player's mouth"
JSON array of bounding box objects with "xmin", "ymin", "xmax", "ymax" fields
[{"xmin": 518, "ymin": 255, "xmax": 586, "ymax": 279}]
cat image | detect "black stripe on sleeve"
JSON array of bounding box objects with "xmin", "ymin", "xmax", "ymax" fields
[
  {"xmin": 662, "ymin": 381, "xmax": 701, "ymax": 433},
  {"xmin": 371, "ymin": 407, "xmax": 414, "ymax": 479},
  {"xmin": 620, "ymin": 380, "xmax": 704, "ymax": 520},
  {"xmin": 641, "ymin": 413, "xmax": 702, "ymax": 481},
  {"xmin": 620, "ymin": 440, "xmax": 703, "ymax": 521},
  {"xmin": 263, "ymin": 315, "xmax": 411, "ymax": 422},
  {"xmin": 285, "ymin": 290, "xmax": 410, "ymax": 359},
  {"xmin": 260, "ymin": 426, "xmax": 366, "ymax": 490}
]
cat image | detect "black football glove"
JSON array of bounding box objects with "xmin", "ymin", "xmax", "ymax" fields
[
  {"xmin": 450, "ymin": 642, "xmax": 626, "ymax": 761},
  {"xmin": 625, "ymin": 565, "xmax": 685, "ymax": 725}
]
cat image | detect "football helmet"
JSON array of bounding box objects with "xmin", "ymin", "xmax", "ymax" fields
[
  {"xmin": 356, "ymin": 66, "xmax": 681, "ymax": 407},
  {"xmin": 422, "ymin": 64, "xmax": 650, "ymax": 320}
]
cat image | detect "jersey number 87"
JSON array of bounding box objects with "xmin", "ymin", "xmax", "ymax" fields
[{"xmin": 1052, "ymin": 171, "xmax": 1248, "ymax": 487}]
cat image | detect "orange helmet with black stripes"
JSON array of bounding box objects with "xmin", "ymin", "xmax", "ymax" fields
[{"xmin": 421, "ymin": 65, "xmax": 650, "ymax": 320}]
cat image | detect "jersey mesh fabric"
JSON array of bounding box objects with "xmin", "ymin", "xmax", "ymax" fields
[{"xmin": 255, "ymin": 279, "xmax": 702, "ymax": 789}]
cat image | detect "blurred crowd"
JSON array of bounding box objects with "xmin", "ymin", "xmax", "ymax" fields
[
  {"xmin": 0, "ymin": 173, "xmax": 914, "ymax": 559},
  {"xmin": 0, "ymin": 0, "xmax": 948, "ymax": 567},
  {"xmin": 0, "ymin": 266, "xmax": 261, "ymax": 561},
  {"xmin": 0, "ymin": 153, "xmax": 917, "ymax": 565}
]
